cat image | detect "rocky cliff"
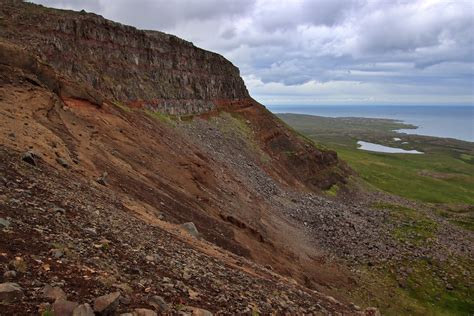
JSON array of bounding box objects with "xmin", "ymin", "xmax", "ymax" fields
[
  {"xmin": 0, "ymin": 1, "xmax": 373, "ymax": 315},
  {"xmin": 0, "ymin": 0, "xmax": 349, "ymax": 192},
  {"xmin": 0, "ymin": 0, "xmax": 248, "ymax": 114}
]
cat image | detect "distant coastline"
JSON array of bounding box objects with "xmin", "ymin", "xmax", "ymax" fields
[{"xmin": 268, "ymin": 105, "xmax": 474, "ymax": 142}]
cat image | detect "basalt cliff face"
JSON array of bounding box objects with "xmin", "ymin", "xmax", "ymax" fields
[
  {"xmin": 1, "ymin": 0, "xmax": 248, "ymax": 114},
  {"xmin": 0, "ymin": 1, "xmax": 370, "ymax": 315},
  {"xmin": 0, "ymin": 0, "xmax": 347, "ymax": 191}
]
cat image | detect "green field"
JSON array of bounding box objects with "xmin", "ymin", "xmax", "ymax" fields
[
  {"xmin": 278, "ymin": 113, "xmax": 474, "ymax": 205},
  {"xmin": 278, "ymin": 113, "xmax": 474, "ymax": 315}
]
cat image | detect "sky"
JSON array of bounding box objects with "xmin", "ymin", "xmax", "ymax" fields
[{"xmin": 31, "ymin": 0, "xmax": 474, "ymax": 106}]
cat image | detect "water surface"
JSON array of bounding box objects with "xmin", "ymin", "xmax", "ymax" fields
[
  {"xmin": 269, "ymin": 105, "xmax": 474, "ymax": 142},
  {"xmin": 357, "ymin": 141, "xmax": 424, "ymax": 154}
]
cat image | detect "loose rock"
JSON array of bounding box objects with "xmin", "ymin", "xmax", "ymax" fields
[
  {"xmin": 133, "ymin": 308, "xmax": 157, "ymax": 316},
  {"xmin": 180, "ymin": 306, "xmax": 213, "ymax": 316},
  {"xmin": 181, "ymin": 222, "xmax": 199, "ymax": 238},
  {"xmin": 53, "ymin": 207, "xmax": 66, "ymax": 215},
  {"xmin": 56, "ymin": 157, "xmax": 70, "ymax": 168},
  {"xmin": 9, "ymin": 257, "xmax": 27, "ymax": 273},
  {"xmin": 3, "ymin": 270, "xmax": 16, "ymax": 280},
  {"xmin": 94, "ymin": 292, "xmax": 121, "ymax": 315},
  {"xmin": 21, "ymin": 150, "xmax": 39, "ymax": 166},
  {"xmin": 72, "ymin": 303, "xmax": 95, "ymax": 316},
  {"xmin": 42, "ymin": 284, "xmax": 67, "ymax": 302},
  {"xmin": 0, "ymin": 218, "xmax": 10, "ymax": 229},
  {"xmin": 364, "ymin": 307, "xmax": 381, "ymax": 316},
  {"xmin": 148, "ymin": 295, "xmax": 168, "ymax": 312},
  {"xmin": 0, "ymin": 282, "xmax": 23, "ymax": 304},
  {"xmin": 96, "ymin": 172, "xmax": 108, "ymax": 186},
  {"xmin": 53, "ymin": 299, "xmax": 79, "ymax": 316}
]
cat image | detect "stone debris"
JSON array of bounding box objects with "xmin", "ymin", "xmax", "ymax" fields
[
  {"xmin": 148, "ymin": 295, "xmax": 168, "ymax": 312},
  {"xmin": 56, "ymin": 157, "xmax": 70, "ymax": 168},
  {"xmin": 181, "ymin": 222, "xmax": 200, "ymax": 238},
  {"xmin": 180, "ymin": 306, "xmax": 213, "ymax": 316},
  {"xmin": 42, "ymin": 284, "xmax": 67, "ymax": 302},
  {"xmin": 21, "ymin": 150, "xmax": 39, "ymax": 166},
  {"xmin": 96, "ymin": 172, "xmax": 108, "ymax": 186},
  {"xmin": 0, "ymin": 282, "xmax": 23, "ymax": 304},
  {"xmin": 131, "ymin": 308, "xmax": 158, "ymax": 316},
  {"xmin": 72, "ymin": 303, "xmax": 95, "ymax": 316},
  {"xmin": 94, "ymin": 292, "xmax": 121, "ymax": 315},
  {"xmin": 53, "ymin": 299, "xmax": 79, "ymax": 316},
  {"xmin": 0, "ymin": 217, "xmax": 10, "ymax": 229}
]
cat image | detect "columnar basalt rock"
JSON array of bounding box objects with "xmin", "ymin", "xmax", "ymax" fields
[{"xmin": 0, "ymin": 1, "xmax": 248, "ymax": 115}]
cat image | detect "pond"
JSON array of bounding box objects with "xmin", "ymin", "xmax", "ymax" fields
[{"xmin": 357, "ymin": 141, "xmax": 424, "ymax": 154}]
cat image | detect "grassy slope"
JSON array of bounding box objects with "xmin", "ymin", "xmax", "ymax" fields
[
  {"xmin": 278, "ymin": 113, "xmax": 474, "ymax": 315},
  {"xmin": 278, "ymin": 113, "xmax": 474, "ymax": 205}
]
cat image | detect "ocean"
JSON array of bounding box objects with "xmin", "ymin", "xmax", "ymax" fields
[{"xmin": 268, "ymin": 105, "xmax": 474, "ymax": 142}]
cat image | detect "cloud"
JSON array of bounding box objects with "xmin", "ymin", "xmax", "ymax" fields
[
  {"xmin": 31, "ymin": 0, "xmax": 474, "ymax": 105},
  {"xmin": 32, "ymin": 0, "xmax": 104, "ymax": 11}
]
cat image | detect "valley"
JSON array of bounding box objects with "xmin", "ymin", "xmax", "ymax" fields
[{"xmin": 278, "ymin": 113, "xmax": 474, "ymax": 314}]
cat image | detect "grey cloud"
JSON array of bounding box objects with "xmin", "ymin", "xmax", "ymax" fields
[
  {"xmin": 29, "ymin": 0, "xmax": 474, "ymax": 105},
  {"xmin": 104, "ymin": 0, "xmax": 255, "ymax": 30},
  {"xmin": 32, "ymin": 0, "xmax": 104, "ymax": 12}
]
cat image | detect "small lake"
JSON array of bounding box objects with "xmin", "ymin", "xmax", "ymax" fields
[{"xmin": 357, "ymin": 141, "xmax": 424, "ymax": 154}]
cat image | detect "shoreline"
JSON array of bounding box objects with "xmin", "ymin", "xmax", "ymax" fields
[{"xmin": 273, "ymin": 111, "xmax": 474, "ymax": 144}]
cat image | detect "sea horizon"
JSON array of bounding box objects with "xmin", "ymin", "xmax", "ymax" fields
[{"xmin": 268, "ymin": 105, "xmax": 474, "ymax": 142}]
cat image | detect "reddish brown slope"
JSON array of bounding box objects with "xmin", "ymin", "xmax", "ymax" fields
[{"xmin": 0, "ymin": 1, "xmax": 366, "ymax": 314}]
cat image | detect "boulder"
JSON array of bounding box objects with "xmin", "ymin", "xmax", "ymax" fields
[
  {"xmin": 96, "ymin": 172, "xmax": 108, "ymax": 186},
  {"xmin": 53, "ymin": 207, "xmax": 66, "ymax": 215},
  {"xmin": 148, "ymin": 295, "xmax": 168, "ymax": 312},
  {"xmin": 0, "ymin": 282, "xmax": 23, "ymax": 304},
  {"xmin": 42, "ymin": 284, "xmax": 67, "ymax": 302},
  {"xmin": 0, "ymin": 218, "xmax": 10, "ymax": 229},
  {"xmin": 180, "ymin": 306, "xmax": 213, "ymax": 316},
  {"xmin": 133, "ymin": 308, "xmax": 157, "ymax": 316},
  {"xmin": 8, "ymin": 257, "xmax": 27, "ymax": 273},
  {"xmin": 3, "ymin": 270, "xmax": 16, "ymax": 280},
  {"xmin": 52, "ymin": 299, "xmax": 79, "ymax": 316},
  {"xmin": 56, "ymin": 157, "xmax": 70, "ymax": 168},
  {"xmin": 181, "ymin": 222, "xmax": 199, "ymax": 238},
  {"xmin": 364, "ymin": 307, "xmax": 381, "ymax": 316},
  {"xmin": 72, "ymin": 303, "xmax": 95, "ymax": 316},
  {"xmin": 21, "ymin": 150, "xmax": 39, "ymax": 166},
  {"xmin": 94, "ymin": 292, "xmax": 121, "ymax": 315}
]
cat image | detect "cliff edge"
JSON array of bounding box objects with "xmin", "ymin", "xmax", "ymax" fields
[
  {"xmin": 1, "ymin": 0, "xmax": 248, "ymax": 114},
  {"xmin": 0, "ymin": 1, "xmax": 367, "ymax": 315}
]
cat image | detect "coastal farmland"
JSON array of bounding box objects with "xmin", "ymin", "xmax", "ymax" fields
[{"xmin": 278, "ymin": 113, "xmax": 474, "ymax": 205}]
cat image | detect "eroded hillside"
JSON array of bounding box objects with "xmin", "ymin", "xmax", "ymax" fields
[{"xmin": 0, "ymin": 1, "xmax": 472, "ymax": 315}]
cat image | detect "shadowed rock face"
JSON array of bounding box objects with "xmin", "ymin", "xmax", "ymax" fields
[
  {"xmin": 0, "ymin": 0, "xmax": 349, "ymax": 192},
  {"xmin": 0, "ymin": 3, "xmax": 367, "ymax": 314},
  {"xmin": 0, "ymin": 0, "xmax": 248, "ymax": 114}
]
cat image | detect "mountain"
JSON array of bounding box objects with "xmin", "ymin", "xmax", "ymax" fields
[
  {"xmin": 1, "ymin": 1, "xmax": 472, "ymax": 315},
  {"xmin": 0, "ymin": 1, "xmax": 360, "ymax": 314}
]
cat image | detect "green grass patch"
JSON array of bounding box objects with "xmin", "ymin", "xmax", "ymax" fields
[
  {"xmin": 435, "ymin": 205, "xmax": 474, "ymax": 232},
  {"xmin": 278, "ymin": 114, "xmax": 474, "ymax": 204},
  {"xmin": 449, "ymin": 219, "xmax": 474, "ymax": 232},
  {"xmin": 144, "ymin": 109, "xmax": 175, "ymax": 126},
  {"xmin": 352, "ymin": 257, "xmax": 474, "ymax": 316},
  {"xmin": 403, "ymin": 258, "xmax": 474, "ymax": 315},
  {"xmin": 209, "ymin": 113, "xmax": 272, "ymax": 165},
  {"xmin": 325, "ymin": 184, "xmax": 339, "ymax": 197},
  {"xmin": 112, "ymin": 100, "xmax": 132, "ymax": 112},
  {"xmin": 372, "ymin": 202, "xmax": 438, "ymax": 245},
  {"xmin": 459, "ymin": 153, "xmax": 474, "ymax": 163},
  {"xmin": 335, "ymin": 146, "xmax": 474, "ymax": 204}
]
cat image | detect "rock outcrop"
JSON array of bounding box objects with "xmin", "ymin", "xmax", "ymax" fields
[
  {"xmin": 0, "ymin": 0, "xmax": 248, "ymax": 114},
  {"xmin": 0, "ymin": 1, "xmax": 368, "ymax": 315}
]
